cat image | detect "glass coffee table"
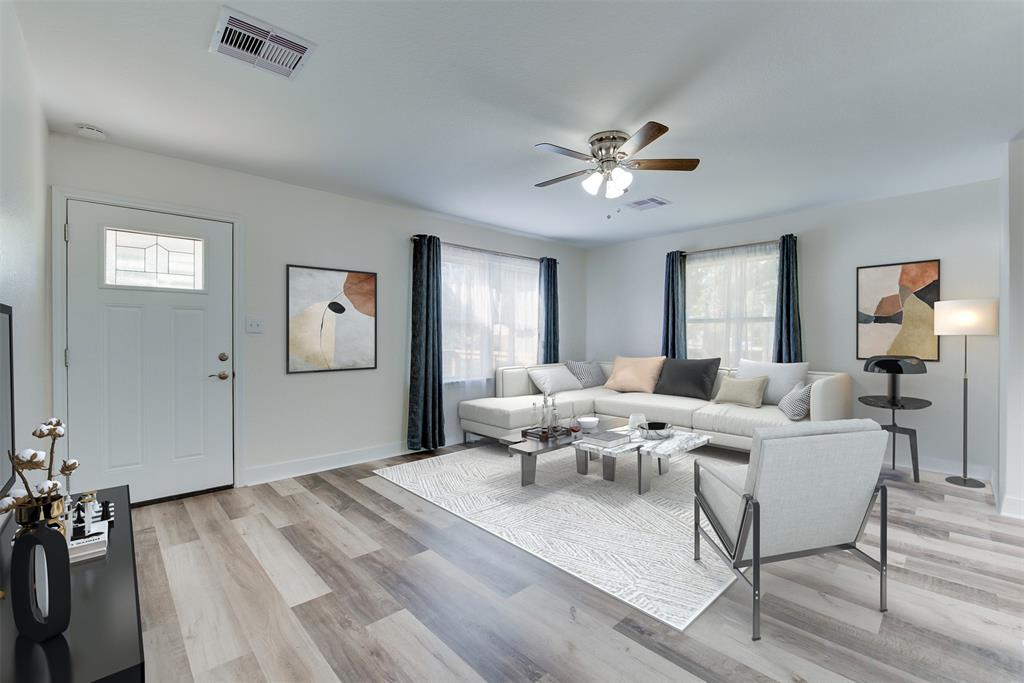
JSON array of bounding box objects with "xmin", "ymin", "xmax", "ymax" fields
[
  {"xmin": 575, "ymin": 428, "xmax": 711, "ymax": 494},
  {"xmin": 507, "ymin": 422, "xmax": 709, "ymax": 494}
]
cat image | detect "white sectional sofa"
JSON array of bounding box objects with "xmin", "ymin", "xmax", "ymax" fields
[{"xmin": 459, "ymin": 362, "xmax": 853, "ymax": 451}]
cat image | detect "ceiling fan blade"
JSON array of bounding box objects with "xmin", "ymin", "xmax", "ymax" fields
[
  {"xmin": 618, "ymin": 121, "xmax": 669, "ymax": 157},
  {"xmin": 534, "ymin": 169, "xmax": 590, "ymax": 187},
  {"xmin": 535, "ymin": 143, "xmax": 593, "ymax": 161},
  {"xmin": 627, "ymin": 158, "xmax": 700, "ymax": 171}
]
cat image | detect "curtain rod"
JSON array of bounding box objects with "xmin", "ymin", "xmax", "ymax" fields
[
  {"xmin": 680, "ymin": 238, "xmax": 778, "ymax": 256},
  {"xmin": 410, "ymin": 236, "xmax": 547, "ymax": 263}
]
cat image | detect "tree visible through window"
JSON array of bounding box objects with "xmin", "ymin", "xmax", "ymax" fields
[
  {"xmin": 686, "ymin": 242, "xmax": 779, "ymax": 367},
  {"xmin": 440, "ymin": 244, "xmax": 539, "ymax": 382}
]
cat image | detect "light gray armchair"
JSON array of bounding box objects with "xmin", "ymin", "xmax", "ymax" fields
[{"xmin": 694, "ymin": 419, "xmax": 890, "ymax": 640}]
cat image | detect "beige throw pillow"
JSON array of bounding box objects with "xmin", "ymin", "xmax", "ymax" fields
[
  {"xmin": 713, "ymin": 375, "xmax": 770, "ymax": 408},
  {"xmin": 604, "ymin": 356, "xmax": 666, "ymax": 393}
]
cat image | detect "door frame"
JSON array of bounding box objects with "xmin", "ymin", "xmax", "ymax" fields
[{"xmin": 50, "ymin": 187, "xmax": 247, "ymax": 491}]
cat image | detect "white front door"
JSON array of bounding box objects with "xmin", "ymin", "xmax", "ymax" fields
[{"xmin": 64, "ymin": 200, "xmax": 233, "ymax": 502}]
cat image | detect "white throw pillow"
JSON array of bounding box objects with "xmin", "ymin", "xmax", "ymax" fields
[
  {"xmin": 736, "ymin": 359, "xmax": 809, "ymax": 405},
  {"xmin": 527, "ymin": 365, "xmax": 583, "ymax": 395},
  {"xmin": 778, "ymin": 381, "xmax": 812, "ymax": 420}
]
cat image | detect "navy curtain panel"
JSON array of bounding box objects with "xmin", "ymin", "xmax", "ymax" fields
[
  {"xmin": 538, "ymin": 257, "xmax": 559, "ymax": 363},
  {"xmin": 773, "ymin": 233, "xmax": 804, "ymax": 363},
  {"xmin": 407, "ymin": 234, "xmax": 445, "ymax": 450},
  {"xmin": 661, "ymin": 251, "xmax": 687, "ymax": 359}
]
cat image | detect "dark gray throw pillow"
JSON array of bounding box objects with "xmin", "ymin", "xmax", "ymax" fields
[{"xmin": 654, "ymin": 358, "xmax": 722, "ymax": 400}]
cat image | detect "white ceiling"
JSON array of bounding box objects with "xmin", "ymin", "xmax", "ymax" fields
[{"xmin": 15, "ymin": 1, "xmax": 1024, "ymax": 245}]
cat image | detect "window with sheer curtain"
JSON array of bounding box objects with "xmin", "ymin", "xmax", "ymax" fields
[
  {"xmin": 440, "ymin": 244, "xmax": 540, "ymax": 383},
  {"xmin": 685, "ymin": 242, "xmax": 779, "ymax": 367}
]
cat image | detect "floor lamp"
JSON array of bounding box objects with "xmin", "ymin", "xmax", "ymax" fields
[{"xmin": 934, "ymin": 299, "xmax": 998, "ymax": 488}]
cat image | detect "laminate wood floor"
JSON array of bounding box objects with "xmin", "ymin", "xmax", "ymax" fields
[{"xmin": 132, "ymin": 442, "xmax": 1024, "ymax": 682}]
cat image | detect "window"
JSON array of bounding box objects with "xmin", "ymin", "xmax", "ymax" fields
[
  {"xmin": 441, "ymin": 244, "xmax": 539, "ymax": 382},
  {"xmin": 104, "ymin": 228, "xmax": 204, "ymax": 291},
  {"xmin": 685, "ymin": 242, "xmax": 778, "ymax": 367}
]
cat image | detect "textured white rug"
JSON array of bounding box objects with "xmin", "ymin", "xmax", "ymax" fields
[{"xmin": 375, "ymin": 443, "xmax": 735, "ymax": 632}]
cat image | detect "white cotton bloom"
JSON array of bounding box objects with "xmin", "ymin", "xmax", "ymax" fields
[
  {"xmin": 66, "ymin": 458, "xmax": 79, "ymax": 467},
  {"xmin": 32, "ymin": 450, "xmax": 47, "ymax": 462},
  {"xmin": 36, "ymin": 480, "xmax": 61, "ymax": 495},
  {"xmin": 0, "ymin": 496, "xmax": 15, "ymax": 512},
  {"xmin": 15, "ymin": 448, "xmax": 37, "ymax": 461},
  {"xmin": 54, "ymin": 425, "xmax": 65, "ymax": 436},
  {"xmin": 46, "ymin": 417, "xmax": 60, "ymax": 426}
]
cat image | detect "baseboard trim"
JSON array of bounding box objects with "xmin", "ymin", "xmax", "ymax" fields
[
  {"xmin": 240, "ymin": 441, "xmax": 406, "ymax": 486},
  {"xmin": 997, "ymin": 494, "xmax": 1024, "ymax": 519}
]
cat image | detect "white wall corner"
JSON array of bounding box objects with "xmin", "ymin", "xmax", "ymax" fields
[{"xmin": 997, "ymin": 134, "xmax": 1024, "ymax": 518}]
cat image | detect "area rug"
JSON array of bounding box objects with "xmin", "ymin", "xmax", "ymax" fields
[{"xmin": 374, "ymin": 443, "xmax": 735, "ymax": 632}]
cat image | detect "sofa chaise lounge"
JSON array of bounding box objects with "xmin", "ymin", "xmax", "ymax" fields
[{"xmin": 459, "ymin": 362, "xmax": 853, "ymax": 451}]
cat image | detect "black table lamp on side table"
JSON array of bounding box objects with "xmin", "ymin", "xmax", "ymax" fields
[{"xmin": 859, "ymin": 355, "xmax": 931, "ymax": 483}]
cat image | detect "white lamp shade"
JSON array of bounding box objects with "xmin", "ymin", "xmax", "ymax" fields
[
  {"xmin": 581, "ymin": 171, "xmax": 603, "ymax": 196},
  {"xmin": 934, "ymin": 299, "xmax": 998, "ymax": 336}
]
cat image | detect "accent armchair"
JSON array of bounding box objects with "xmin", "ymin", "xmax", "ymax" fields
[{"xmin": 694, "ymin": 419, "xmax": 889, "ymax": 640}]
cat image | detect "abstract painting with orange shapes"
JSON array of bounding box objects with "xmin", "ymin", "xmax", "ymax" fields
[
  {"xmin": 857, "ymin": 259, "xmax": 940, "ymax": 361},
  {"xmin": 287, "ymin": 264, "xmax": 377, "ymax": 373}
]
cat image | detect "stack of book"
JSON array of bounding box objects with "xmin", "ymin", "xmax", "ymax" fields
[{"xmin": 580, "ymin": 430, "xmax": 631, "ymax": 448}]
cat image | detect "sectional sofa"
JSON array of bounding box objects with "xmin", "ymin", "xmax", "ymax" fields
[{"xmin": 459, "ymin": 361, "xmax": 853, "ymax": 451}]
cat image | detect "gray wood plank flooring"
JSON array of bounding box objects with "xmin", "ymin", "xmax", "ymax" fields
[{"xmin": 132, "ymin": 442, "xmax": 1024, "ymax": 682}]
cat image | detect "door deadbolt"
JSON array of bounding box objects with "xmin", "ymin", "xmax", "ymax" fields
[
  {"xmin": 218, "ymin": 352, "xmax": 230, "ymax": 361},
  {"xmin": 207, "ymin": 371, "xmax": 230, "ymax": 380}
]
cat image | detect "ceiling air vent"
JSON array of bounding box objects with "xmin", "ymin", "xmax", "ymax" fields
[
  {"xmin": 626, "ymin": 196, "xmax": 672, "ymax": 211},
  {"xmin": 210, "ymin": 7, "xmax": 316, "ymax": 79}
]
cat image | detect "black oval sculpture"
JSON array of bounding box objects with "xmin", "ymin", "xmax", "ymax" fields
[{"xmin": 11, "ymin": 523, "xmax": 72, "ymax": 642}]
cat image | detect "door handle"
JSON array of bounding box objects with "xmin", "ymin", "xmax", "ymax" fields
[{"xmin": 208, "ymin": 371, "xmax": 230, "ymax": 380}]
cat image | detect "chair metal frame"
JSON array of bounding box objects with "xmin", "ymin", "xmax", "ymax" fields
[{"xmin": 693, "ymin": 460, "xmax": 887, "ymax": 641}]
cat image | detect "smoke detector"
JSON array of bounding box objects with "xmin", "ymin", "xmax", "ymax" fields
[
  {"xmin": 75, "ymin": 124, "xmax": 107, "ymax": 141},
  {"xmin": 210, "ymin": 7, "xmax": 316, "ymax": 79}
]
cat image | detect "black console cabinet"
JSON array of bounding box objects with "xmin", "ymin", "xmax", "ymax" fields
[{"xmin": 0, "ymin": 485, "xmax": 144, "ymax": 682}]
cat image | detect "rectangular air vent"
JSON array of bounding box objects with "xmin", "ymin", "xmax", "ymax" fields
[
  {"xmin": 210, "ymin": 7, "xmax": 316, "ymax": 79},
  {"xmin": 626, "ymin": 196, "xmax": 672, "ymax": 211}
]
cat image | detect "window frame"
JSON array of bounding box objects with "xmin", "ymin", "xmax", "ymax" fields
[
  {"xmin": 684, "ymin": 242, "xmax": 779, "ymax": 366},
  {"xmin": 99, "ymin": 225, "xmax": 208, "ymax": 294}
]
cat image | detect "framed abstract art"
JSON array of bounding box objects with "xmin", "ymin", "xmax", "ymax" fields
[
  {"xmin": 287, "ymin": 265, "xmax": 377, "ymax": 373},
  {"xmin": 856, "ymin": 259, "xmax": 940, "ymax": 361}
]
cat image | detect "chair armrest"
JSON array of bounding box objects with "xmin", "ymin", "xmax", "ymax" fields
[
  {"xmin": 696, "ymin": 459, "xmax": 745, "ymax": 497},
  {"xmin": 810, "ymin": 373, "xmax": 852, "ymax": 421}
]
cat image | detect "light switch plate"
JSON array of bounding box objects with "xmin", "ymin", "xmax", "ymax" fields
[{"xmin": 245, "ymin": 316, "xmax": 265, "ymax": 334}]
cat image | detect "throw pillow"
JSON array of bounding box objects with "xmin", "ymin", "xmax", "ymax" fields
[
  {"xmin": 604, "ymin": 356, "xmax": 666, "ymax": 393},
  {"xmin": 777, "ymin": 381, "xmax": 812, "ymax": 420},
  {"xmin": 713, "ymin": 375, "xmax": 770, "ymax": 408},
  {"xmin": 565, "ymin": 360, "xmax": 606, "ymax": 388},
  {"xmin": 654, "ymin": 358, "xmax": 721, "ymax": 400},
  {"xmin": 735, "ymin": 359, "xmax": 809, "ymax": 405},
  {"xmin": 527, "ymin": 365, "xmax": 583, "ymax": 395}
]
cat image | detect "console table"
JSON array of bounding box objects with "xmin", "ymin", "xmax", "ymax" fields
[
  {"xmin": 0, "ymin": 485, "xmax": 143, "ymax": 683},
  {"xmin": 858, "ymin": 395, "xmax": 931, "ymax": 483}
]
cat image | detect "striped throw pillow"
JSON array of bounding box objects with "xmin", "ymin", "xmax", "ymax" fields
[
  {"xmin": 565, "ymin": 360, "xmax": 606, "ymax": 388},
  {"xmin": 778, "ymin": 381, "xmax": 812, "ymax": 420}
]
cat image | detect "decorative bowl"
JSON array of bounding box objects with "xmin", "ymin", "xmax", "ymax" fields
[
  {"xmin": 638, "ymin": 421, "xmax": 673, "ymax": 440},
  {"xmin": 578, "ymin": 416, "xmax": 600, "ymax": 432}
]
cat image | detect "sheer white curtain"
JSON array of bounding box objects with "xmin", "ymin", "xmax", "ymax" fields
[
  {"xmin": 685, "ymin": 241, "xmax": 779, "ymax": 367},
  {"xmin": 440, "ymin": 244, "xmax": 539, "ymax": 442},
  {"xmin": 440, "ymin": 244, "xmax": 540, "ymax": 383}
]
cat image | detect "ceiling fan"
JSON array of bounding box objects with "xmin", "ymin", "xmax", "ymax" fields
[{"xmin": 534, "ymin": 121, "xmax": 699, "ymax": 199}]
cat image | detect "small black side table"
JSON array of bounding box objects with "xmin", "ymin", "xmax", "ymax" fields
[{"xmin": 859, "ymin": 395, "xmax": 931, "ymax": 483}]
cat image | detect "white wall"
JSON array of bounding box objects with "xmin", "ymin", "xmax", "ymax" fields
[
  {"xmin": 999, "ymin": 135, "xmax": 1024, "ymax": 517},
  {"xmin": 587, "ymin": 181, "xmax": 1002, "ymax": 481},
  {"xmin": 0, "ymin": 4, "xmax": 50, "ymax": 445},
  {"xmin": 47, "ymin": 134, "xmax": 587, "ymax": 484}
]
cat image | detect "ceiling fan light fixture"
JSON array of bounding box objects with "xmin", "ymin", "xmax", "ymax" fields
[
  {"xmin": 604, "ymin": 176, "xmax": 625, "ymax": 199},
  {"xmin": 610, "ymin": 166, "xmax": 633, "ymax": 190},
  {"xmin": 581, "ymin": 171, "xmax": 603, "ymax": 196}
]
